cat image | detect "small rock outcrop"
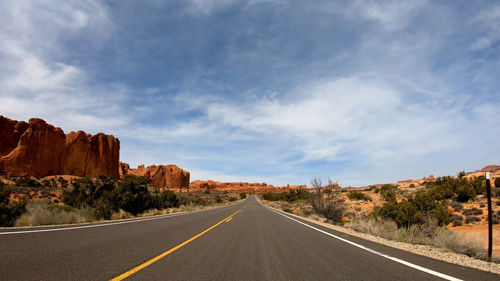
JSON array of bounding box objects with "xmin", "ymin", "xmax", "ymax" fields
[
  {"xmin": 125, "ymin": 164, "xmax": 190, "ymax": 189},
  {"xmin": 0, "ymin": 116, "xmax": 120, "ymax": 178}
]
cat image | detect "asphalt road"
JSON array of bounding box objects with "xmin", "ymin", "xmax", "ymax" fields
[{"xmin": 1, "ymin": 195, "xmax": 498, "ymax": 281}]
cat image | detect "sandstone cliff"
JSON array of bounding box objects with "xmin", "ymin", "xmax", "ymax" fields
[
  {"xmin": 124, "ymin": 164, "xmax": 190, "ymax": 189},
  {"xmin": 0, "ymin": 116, "xmax": 120, "ymax": 178}
]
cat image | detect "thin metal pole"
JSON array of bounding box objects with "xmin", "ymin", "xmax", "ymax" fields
[{"xmin": 486, "ymin": 172, "xmax": 492, "ymax": 262}]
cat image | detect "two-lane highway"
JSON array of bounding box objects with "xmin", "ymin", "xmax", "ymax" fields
[{"xmin": 1, "ymin": 195, "xmax": 498, "ymax": 280}]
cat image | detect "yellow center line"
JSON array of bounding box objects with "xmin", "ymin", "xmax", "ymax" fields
[
  {"xmin": 225, "ymin": 217, "xmax": 233, "ymax": 222},
  {"xmin": 110, "ymin": 209, "xmax": 242, "ymax": 281}
]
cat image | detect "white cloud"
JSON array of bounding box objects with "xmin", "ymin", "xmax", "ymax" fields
[
  {"xmin": 0, "ymin": 0, "xmax": 130, "ymax": 134},
  {"xmin": 158, "ymin": 76, "xmax": 465, "ymax": 166},
  {"xmin": 345, "ymin": 0, "xmax": 428, "ymax": 31},
  {"xmin": 471, "ymin": 5, "xmax": 500, "ymax": 50}
]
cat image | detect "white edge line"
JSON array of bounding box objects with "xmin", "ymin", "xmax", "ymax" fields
[
  {"xmin": 0, "ymin": 199, "xmax": 245, "ymax": 235},
  {"xmin": 258, "ymin": 200, "xmax": 463, "ymax": 281}
]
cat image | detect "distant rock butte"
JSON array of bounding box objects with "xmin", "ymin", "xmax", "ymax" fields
[
  {"xmin": 474, "ymin": 165, "xmax": 500, "ymax": 174},
  {"xmin": 189, "ymin": 180, "xmax": 306, "ymax": 193},
  {"xmin": 0, "ymin": 116, "xmax": 120, "ymax": 178},
  {"xmin": 124, "ymin": 164, "xmax": 190, "ymax": 189}
]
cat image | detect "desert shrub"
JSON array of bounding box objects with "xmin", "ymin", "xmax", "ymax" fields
[
  {"xmin": 15, "ymin": 178, "xmax": 41, "ymax": 189},
  {"xmin": 61, "ymin": 175, "xmax": 156, "ymax": 218},
  {"xmin": 309, "ymin": 178, "xmax": 346, "ymax": 224},
  {"xmin": 321, "ymin": 196, "xmax": 346, "ymax": 224},
  {"xmin": 195, "ymin": 197, "xmax": 207, "ymax": 206},
  {"xmin": 431, "ymin": 203, "xmax": 452, "ymax": 226},
  {"xmin": 215, "ymin": 195, "xmax": 223, "ymax": 203},
  {"xmin": 379, "ymin": 184, "xmax": 397, "ymax": 202},
  {"xmin": 432, "ymin": 228, "xmax": 493, "ymax": 261},
  {"xmin": 452, "ymin": 218, "xmax": 463, "ymax": 227},
  {"xmin": 41, "ymin": 179, "xmax": 53, "ymax": 189},
  {"xmin": 465, "ymin": 216, "xmax": 481, "ymax": 224},
  {"xmin": 345, "ymin": 211, "xmax": 356, "ymax": 219},
  {"xmin": 228, "ymin": 197, "xmax": 238, "ymax": 202},
  {"xmin": 347, "ymin": 191, "xmax": 372, "ymax": 201},
  {"xmin": 0, "ymin": 182, "xmax": 27, "ymax": 226},
  {"xmin": 374, "ymin": 200, "xmax": 424, "ymax": 228},
  {"xmin": 346, "ymin": 218, "xmax": 398, "ymax": 239},
  {"xmin": 479, "ymin": 203, "xmax": 485, "ymax": 208},
  {"xmin": 374, "ymin": 189, "xmax": 451, "ymax": 227},
  {"xmin": 469, "ymin": 176, "xmax": 486, "ymax": 195},
  {"xmin": 493, "ymin": 188, "xmax": 500, "ymax": 197},
  {"xmin": 151, "ymin": 190, "xmax": 180, "ymax": 209},
  {"xmin": 495, "ymin": 200, "xmax": 500, "ymax": 206},
  {"xmin": 456, "ymin": 185, "xmax": 476, "ymax": 202},
  {"xmin": 409, "ymin": 184, "xmax": 416, "ymax": 188},
  {"xmin": 463, "ymin": 208, "xmax": 483, "ymax": 216},
  {"xmin": 262, "ymin": 188, "xmax": 309, "ymax": 202},
  {"xmin": 110, "ymin": 175, "xmax": 152, "ymax": 216},
  {"xmin": 347, "ymin": 218, "xmax": 498, "ymax": 262},
  {"xmin": 15, "ymin": 201, "xmax": 93, "ymax": 226},
  {"xmin": 451, "ymin": 201, "xmax": 464, "ymax": 212},
  {"xmin": 458, "ymin": 171, "xmax": 466, "ymax": 178},
  {"xmin": 239, "ymin": 193, "xmax": 247, "ymax": 199},
  {"xmin": 58, "ymin": 177, "xmax": 68, "ymax": 188}
]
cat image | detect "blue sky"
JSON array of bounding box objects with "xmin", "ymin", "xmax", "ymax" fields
[{"xmin": 1, "ymin": 0, "xmax": 499, "ymax": 186}]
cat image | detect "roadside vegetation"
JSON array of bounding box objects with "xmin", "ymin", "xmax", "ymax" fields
[
  {"xmin": 260, "ymin": 176, "xmax": 500, "ymax": 263},
  {"xmin": 1, "ymin": 175, "xmax": 242, "ymax": 227}
]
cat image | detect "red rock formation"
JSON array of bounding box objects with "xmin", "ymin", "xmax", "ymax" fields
[
  {"xmin": 422, "ymin": 175, "xmax": 435, "ymax": 181},
  {"xmin": 189, "ymin": 180, "xmax": 306, "ymax": 193},
  {"xmin": 0, "ymin": 116, "xmax": 120, "ymax": 178},
  {"xmin": 125, "ymin": 164, "xmax": 190, "ymax": 189},
  {"xmin": 477, "ymin": 165, "xmax": 500, "ymax": 174},
  {"xmin": 119, "ymin": 161, "xmax": 130, "ymax": 178}
]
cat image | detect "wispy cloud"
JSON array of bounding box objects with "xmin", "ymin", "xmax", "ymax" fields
[{"xmin": 1, "ymin": 1, "xmax": 498, "ymax": 186}]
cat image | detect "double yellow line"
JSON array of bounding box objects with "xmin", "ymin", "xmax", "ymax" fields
[{"xmin": 110, "ymin": 209, "xmax": 242, "ymax": 281}]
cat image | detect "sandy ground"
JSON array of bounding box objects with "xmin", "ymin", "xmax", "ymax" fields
[{"xmin": 452, "ymin": 224, "xmax": 500, "ymax": 255}]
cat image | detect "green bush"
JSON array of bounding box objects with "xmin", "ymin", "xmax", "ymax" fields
[
  {"xmin": 374, "ymin": 188, "xmax": 451, "ymax": 228},
  {"xmin": 15, "ymin": 178, "xmax": 41, "ymax": 188},
  {"xmin": 62, "ymin": 175, "xmax": 161, "ymax": 218},
  {"xmin": 456, "ymin": 185, "xmax": 476, "ymax": 202},
  {"xmin": 215, "ymin": 195, "xmax": 223, "ymax": 203},
  {"xmin": 495, "ymin": 177, "xmax": 500, "ymax": 189},
  {"xmin": 375, "ymin": 200, "xmax": 424, "ymax": 228},
  {"xmin": 0, "ymin": 181, "xmax": 27, "ymax": 226},
  {"xmin": 228, "ymin": 197, "xmax": 238, "ymax": 202},
  {"xmin": 451, "ymin": 201, "xmax": 463, "ymax": 212},
  {"xmin": 58, "ymin": 177, "xmax": 68, "ymax": 188},
  {"xmin": 262, "ymin": 188, "xmax": 309, "ymax": 202},
  {"xmin": 347, "ymin": 191, "xmax": 372, "ymax": 201},
  {"xmin": 379, "ymin": 184, "xmax": 397, "ymax": 202},
  {"xmin": 110, "ymin": 175, "xmax": 151, "ymax": 216},
  {"xmin": 431, "ymin": 203, "xmax": 452, "ymax": 226},
  {"xmin": 239, "ymin": 193, "xmax": 247, "ymax": 199},
  {"xmin": 151, "ymin": 189, "xmax": 180, "ymax": 209}
]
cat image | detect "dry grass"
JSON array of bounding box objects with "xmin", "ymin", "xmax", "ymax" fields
[
  {"xmin": 14, "ymin": 197, "xmax": 243, "ymax": 227},
  {"xmin": 345, "ymin": 219, "xmax": 499, "ymax": 263},
  {"xmin": 15, "ymin": 201, "xmax": 93, "ymax": 226},
  {"xmin": 111, "ymin": 209, "xmax": 133, "ymax": 220}
]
